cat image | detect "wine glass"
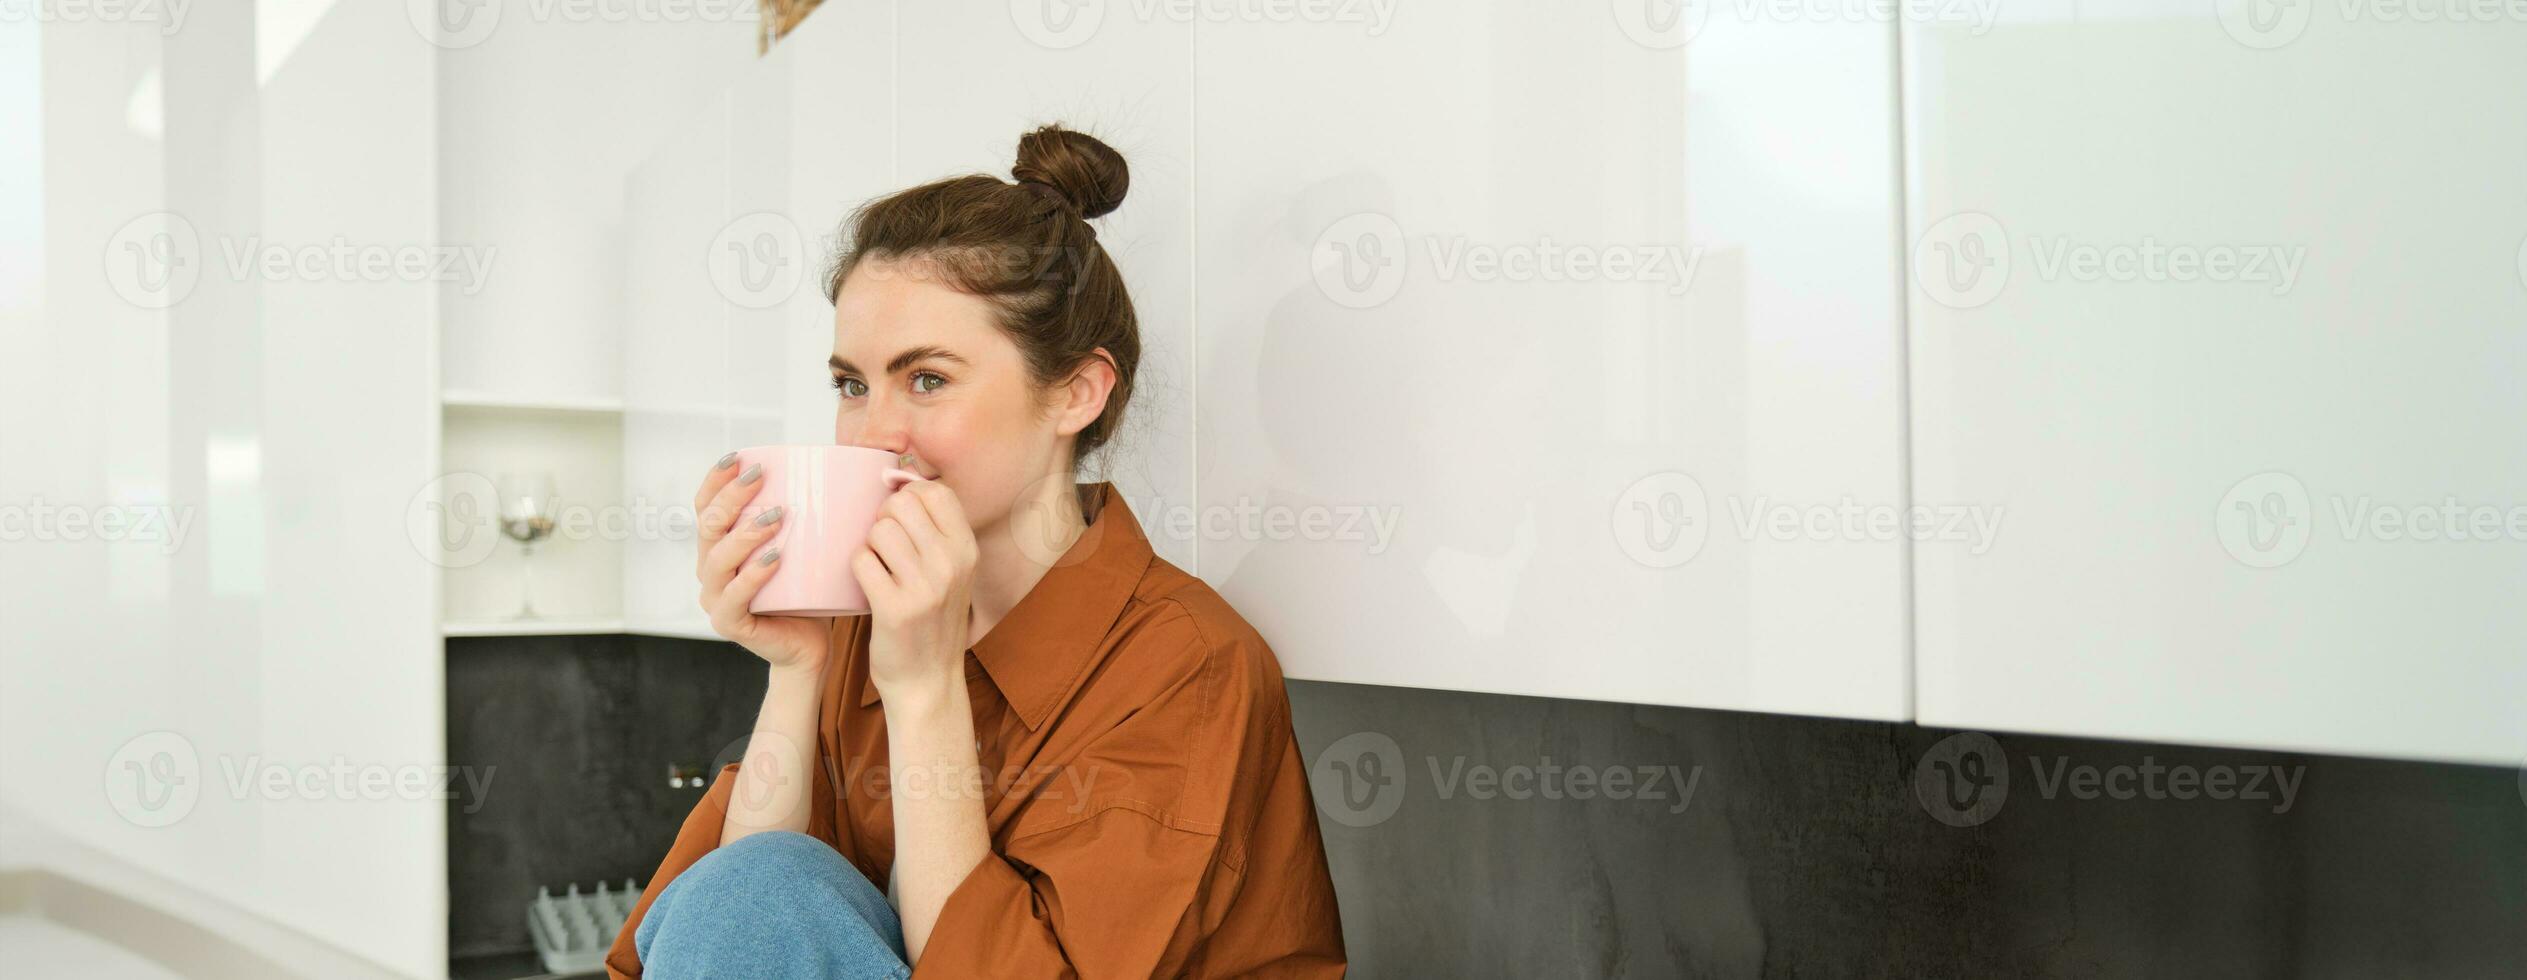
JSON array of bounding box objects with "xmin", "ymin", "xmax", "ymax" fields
[{"xmin": 497, "ymin": 471, "xmax": 559, "ymax": 620}]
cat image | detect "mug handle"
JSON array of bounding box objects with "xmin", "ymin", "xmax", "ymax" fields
[{"xmin": 882, "ymin": 468, "xmax": 923, "ymax": 490}]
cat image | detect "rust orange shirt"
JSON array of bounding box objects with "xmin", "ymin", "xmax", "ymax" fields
[{"xmin": 606, "ymin": 482, "xmax": 1347, "ymax": 978}]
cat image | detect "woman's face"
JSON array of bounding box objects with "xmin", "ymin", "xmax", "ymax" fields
[{"xmin": 829, "ymin": 255, "xmax": 1066, "ymax": 534}]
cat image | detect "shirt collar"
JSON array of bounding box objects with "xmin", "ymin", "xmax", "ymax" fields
[{"xmin": 857, "ymin": 482, "xmax": 1152, "ymax": 730}]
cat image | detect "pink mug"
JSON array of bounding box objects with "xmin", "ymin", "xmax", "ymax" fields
[{"xmin": 731, "ymin": 444, "xmax": 922, "ymax": 617}]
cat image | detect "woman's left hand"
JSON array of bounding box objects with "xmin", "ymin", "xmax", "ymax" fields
[{"xmin": 854, "ymin": 479, "xmax": 980, "ymax": 701}]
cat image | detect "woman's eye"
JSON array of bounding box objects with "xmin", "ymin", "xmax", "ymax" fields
[{"xmin": 831, "ymin": 374, "xmax": 940, "ymax": 396}]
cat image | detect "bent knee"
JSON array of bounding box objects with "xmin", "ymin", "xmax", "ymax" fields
[
  {"xmin": 673, "ymin": 831, "xmax": 880, "ymax": 906},
  {"xmin": 687, "ymin": 831, "xmax": 841, "ymax": 884},
  {"xmin": 652, "ymin": 831, "xmax": 897, "ymax": 938},
  {"xmin": 722, "ymin": 830, "xmax": 842, "ymax": 865},
  {"xmin": 638, "ymin": 831, "xmax": 906, "ymax": 974}
]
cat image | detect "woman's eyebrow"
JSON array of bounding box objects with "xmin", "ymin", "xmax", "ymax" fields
[{"xmin": 829, "ymin": 347, "xmax": 968, "ymax": 375}]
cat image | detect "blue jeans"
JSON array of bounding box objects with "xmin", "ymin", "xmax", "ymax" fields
[{"xmin": 633, "ymin": 830, "xmax": 913, "ymax": 980}]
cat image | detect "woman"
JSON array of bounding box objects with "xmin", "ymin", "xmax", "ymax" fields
[{"xmin": 603, "ymin": 125, "xmax": 1348, "ymax": 979}]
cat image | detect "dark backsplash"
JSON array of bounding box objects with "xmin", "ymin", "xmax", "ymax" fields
[
  {"xmin": 445, "ymin": 634, "xmax": 767, "ymax": 960},
  {"xmin": 1291, "ymin": 682, "xmax": 2525, "ymax": 978},
  {"xmin": 447, "ymin": 634, "xmax": 2526, "ymax": 976}
]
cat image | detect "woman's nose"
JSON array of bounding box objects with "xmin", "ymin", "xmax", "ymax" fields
[
  {"xmin": 850, "ymin": 396, "xmax": 911, "ymax": 454},
  {"xmin": 847, "ymin": 429, "xmax": 909, "ymax": 455}
]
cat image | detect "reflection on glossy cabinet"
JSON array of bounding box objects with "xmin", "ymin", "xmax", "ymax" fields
[
  {"xmin": 1192, "ymin": 9, "xmax": 1911, "ymax": 719},
  {"xmin": 1903, "ymin": 8, "xmax": 2527, "ymax": 764},
  {"xmin": 623, "ymin": 92, "xmax": 735, "ymax": 638}
]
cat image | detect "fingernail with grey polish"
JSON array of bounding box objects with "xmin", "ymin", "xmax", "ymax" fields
[
  {"xmin": 757, "ymin": 546, "xmax": 781, "ymax": 566},
  {"xmin": 738, "ymin": 463, "xmax": 762, "ymax": 485},
  {"xmin": 754, "ymin": 505, "xmax": 784, "ymax": 527},
  {"xmin": 714, "ymin": 451, "xmax": 738, "ymax": 470}
]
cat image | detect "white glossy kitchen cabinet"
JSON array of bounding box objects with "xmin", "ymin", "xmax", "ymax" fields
[
  {"xmin": 1193, "ymin": 9, "xmax": 1912, "ymax": 718},
  {"xmin": 620, "ymin": 3, "xmax": 894, "ymax": 638},
  {"xmin": 1904, "ymin": 7, "xmax": 2527, "ymax": 764},
  {"xmin": 2, "ymin": 7, "xmax": 446, "ymax": 978},
  {"xmin": 623, "ymin": 92, "xmax": 736, "ymax": 639}
]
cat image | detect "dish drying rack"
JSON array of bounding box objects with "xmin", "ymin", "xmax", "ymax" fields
[{"xmin": 526, "ymin": 878, "xmax": 641, "ymax": 976}]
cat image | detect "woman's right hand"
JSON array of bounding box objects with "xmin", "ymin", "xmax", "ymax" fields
[{"xmin": 695, "ymin": 454, "xmax": 832, "ymax": 673}]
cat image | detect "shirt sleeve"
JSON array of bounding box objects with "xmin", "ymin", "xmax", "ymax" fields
[
  {"xmin": 907, "ymin": 627, "xmax": 1254, "ymax": 979},
  {"xmin": 605, "ymin": 737, "xmax": 849, "ymax": 979}
]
